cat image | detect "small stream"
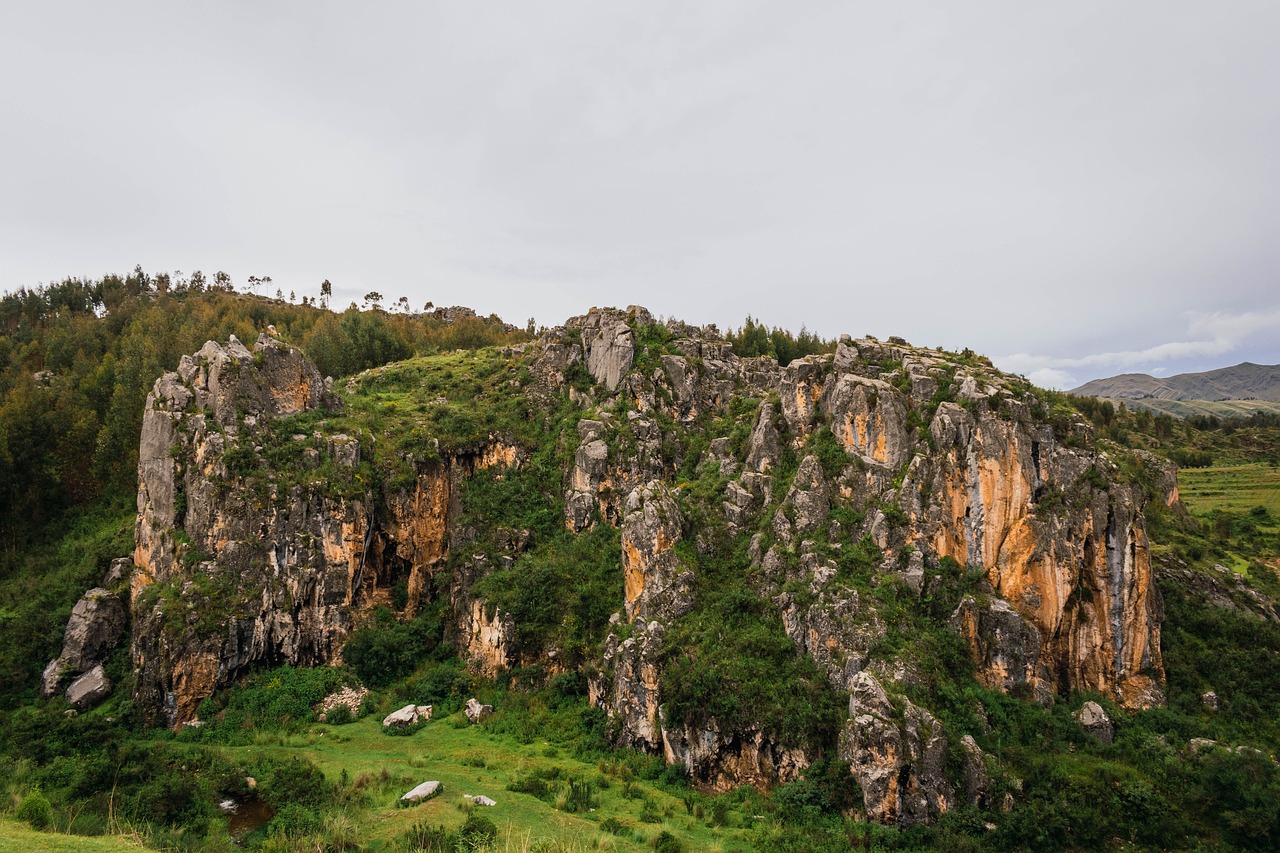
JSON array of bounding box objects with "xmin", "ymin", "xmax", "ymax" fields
[{"xmin": 221, "ymin": 794, "xmax": 275, "ymax": 842}]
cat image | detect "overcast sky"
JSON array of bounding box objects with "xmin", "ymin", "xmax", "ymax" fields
[{"xmin": 2, "ymin": 1, "xmax": 1278, "ymax": 389}]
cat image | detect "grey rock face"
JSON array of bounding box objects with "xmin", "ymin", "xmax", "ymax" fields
[
  {"xmin": 580, "ymin": 310, "xmax": 635, "ymax": 392},
  {"xmin": 784, "ymin": 455, "xmax": 830, "ymax": 534},
  {"xmin": 745, "ymin": 403, "xmax": 780, "ymax": 473},
  {"xmin": 600, "ymin": 619, "xmax": 666, "ymax": 753},
  {"xmin": 1075, "ymin": 700, "xmax": 1114, "ymax": 743},
  {"xmin": 949, "ymin": 596, "xmax": 1052, "ymax": 704},
  {"xmin": 959, "ymin": 735, "xmax": 991, "ymax": 808},
  {"xmin": 65, "ymin": 664, "xmax": 112, "ymax": 709},
  {"xmin": 662, "ymin": 719, "xmax": 808, "ymax": 794},
  {"xmin": 40, "ymin": 587, "xmax": 127, "ymax": 698},
  {"xmin": 839, "ymin": 671, "xmax": 956, "ymax": 825}
]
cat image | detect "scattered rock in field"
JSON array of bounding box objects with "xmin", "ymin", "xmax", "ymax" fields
[
  {"xmin": 401, "ymin": 781, "xmax": 441, "ymax": 804},
  {"xmin": 383, "ymin": 704, "xmax": 433, "ymax": 728},
  {"xmin": 464, "ymin": 698, "xmax": 493, "ymax": 724},
  {"xmin": 1188, "ymin": 738, "xmax": 1221, "ymax": 755},
  {"xmin": 465, "ymin": 794, "xmax": 497, "ymax": 806},
  {"xmin": 1202, "ymin": 690, "xmax": 1219, "ymax": 711},
  {"xmin": 1075, "ymin": 701, "xmax": 1114, "ymax": 743}
]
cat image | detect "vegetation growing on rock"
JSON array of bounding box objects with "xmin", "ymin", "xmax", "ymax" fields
[{"xmin": 2, "ymin": 277, "xmax": 1280, "ymax": 850}]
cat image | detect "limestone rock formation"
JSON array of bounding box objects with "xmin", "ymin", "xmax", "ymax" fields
[
  {"xmin": 839, "ymin": 671, "xmax": 956, "ymax": 825},
  {"xmin": 383, "ymin": 704, "xmax": 433, "ymax": 728},
  {"xmin": 464, "ymin": 697, "xmax": 493, "ymax": 724},
  {"xmin": 662, "ymin": 720, "xmax": 808, "ymax": 793},
  {"xmin": 949, "ymin": 596, "xmax": 1052, "ymax": 703},
  {"xmin": 129, "ymin": 333, "xmax": 520, "ymax": 726},
  {"xmin": 122, "ymin": 308, "xmax": 1177, "ymax": 825},
  {"xmin": 621, "ymin": 483, "xmax": 692, "ymax": 624},
  {"xmin": 41, "ymin": 587, "xmax": 127, "ymax": 698}
]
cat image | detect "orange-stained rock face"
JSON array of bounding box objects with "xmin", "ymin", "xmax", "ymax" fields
[
  {"xmin": 621, "ymin": 482, "xmax": 690, "ymax": 624},
  {"xmin": 910, "ymin": 404, "xmax": 1165, "ymax": 709}
]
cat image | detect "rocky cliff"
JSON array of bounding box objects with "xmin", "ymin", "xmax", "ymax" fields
[{"xmin": 127, "ymin": 308, "xmax": 1174, "ymax": 824}]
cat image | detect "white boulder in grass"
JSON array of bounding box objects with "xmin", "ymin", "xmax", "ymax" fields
[
  {"xmin": 464, "ymin": 697, "xmax": 493, "ymax": 724},
  {"xmin": 383, "ymin": 704, "xmax": 433, "ymax": 728},
  {"xmin": 465, "ymin": 794, "xmax": 497, "ymax": 806},
  {"xmin": 401, "ymin": 781, "xmax": 441, "ymax": 804}
]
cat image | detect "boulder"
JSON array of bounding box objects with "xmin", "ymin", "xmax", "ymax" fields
[
  {"xmin": 103, "ymin": 557, "xmax": 132, "ymax": 587},
  {"xmin": 1075, "ymin": 701, "xmax": 1114, "ymax": 744},
  {"xmin": 383, "ymin": 704, "xmax": 432, "ymax": 728},
  {"xmin": 467, "ymin": 795, "xmax": 497, "ymax": 806},
  {"xmin": 401, "ymin": 780, "xmax": 441, "ymax": 803},
  {"xmin": 40, "ymin": 587, "xmax": 127, "ymax": 698},
  {"xmin": 464, "ymin": 698, "xmax": 493, "ymax": 725},
  {"xmin": 65, "ymin": 664, "xmax": 112, "ymax": 709}
]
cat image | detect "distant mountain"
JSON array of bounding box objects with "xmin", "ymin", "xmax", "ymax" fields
[{"xmin": 1072, "ymin": 362, "xmax": 1280, "ymax": 404}]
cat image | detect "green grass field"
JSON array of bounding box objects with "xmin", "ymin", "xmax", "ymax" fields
[
  {"xmin": 216, "ymin": 714, "xmax": 758, "ymax": 852},
  {"xmin": 1177, "ymin": 464, "xmax": 1280, "ymax": 519},
  {"xmin": 0, "ymin": 818, "xmax": 148, "ymax": 852}
]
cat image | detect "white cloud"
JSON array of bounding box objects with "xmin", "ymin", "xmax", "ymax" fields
[
  {"xmin": 1025, "ymin": 368, "xmax": 1077, "ymax": 390},
  {"xmin": 998, "ymin": 307, "xmax": 1280, "ymax": 383}
]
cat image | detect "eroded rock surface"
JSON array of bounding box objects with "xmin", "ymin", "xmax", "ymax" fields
[
  {"xmin": 123, "ymin": 309, "xmax": 1178, "ymax": 824},
  {"xmin": 839, "ymin": 671, "xmax": 956, "ymax": 825}
]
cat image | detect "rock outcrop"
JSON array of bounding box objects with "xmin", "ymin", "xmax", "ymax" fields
[
  {"xmin": 123, "ymin": 309, "xmax": 1177, "ymax": 825},
  {"xmin": 65, "ymin": 664, "xmax": 112, "ymax": 709},
  {"xmin": 129, "ymin": 334, "xmax": 521, "ymax": 726},
  {"xmin": 41, "ymin": 587, "xmax": 127, "ymax": 699},
  {"xmin": 839, "ymin": 671, "xmax": 955, "ymax": 825},
  {"xmin": 1075, "ymin": 700, "xmax": 1114, "ymax": 743}
]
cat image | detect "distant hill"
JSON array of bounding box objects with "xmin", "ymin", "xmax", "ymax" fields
[
  {"xmin": 1071, "ymin": 362, "xmax": 1280, "ymax": 418},
  {"xmin": 1072, "ymin": 362, "xmax": 1280, "ymax": 402}
]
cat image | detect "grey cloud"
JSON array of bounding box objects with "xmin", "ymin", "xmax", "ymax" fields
[{"xmin": 2, "ymin": 1, "xmax": 1278, "ymax": 387}]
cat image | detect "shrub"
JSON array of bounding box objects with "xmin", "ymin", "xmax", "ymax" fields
[
  {"xmin": 16, "ymin": 787, "xmax": 53, "ymax": 829},
  {"xmin": 457, "ymin": 812, "xmax": 498, "ymax": 849},
  {"xmin": 400, "ymin": 821, "xmax": 453, "ymax": 852},
  {"xmin": 653, "ymin": 830, "xmax": 684, "ymax": 853},
  {"xmin": 268, "ymin": 802, "xmax": 321, "ymax": 838}
]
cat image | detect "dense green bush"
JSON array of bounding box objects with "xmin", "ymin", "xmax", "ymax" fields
[
  {"xmin": 344, "ymin": 607, "xmax": 442, "ymax": 688},
  {"xmin": 199, "ymin": 665, "xmax": 350, "ymax": 737},
  {"xmin": 16, "ymin": 787, "xmax": 52, "ymax": 829}
]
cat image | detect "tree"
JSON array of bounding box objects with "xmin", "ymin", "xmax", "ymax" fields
[
  {"xmin": 363, "ymin": 291, "xmax": 383, "ymax": 311},
  {"xmin": 319, "ymin": 280, "xmax": 332, "ymax": 310}
]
